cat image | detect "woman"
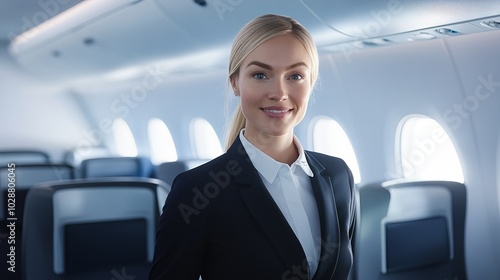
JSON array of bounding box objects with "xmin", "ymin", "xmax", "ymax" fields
[{"xmin": 149, "ymin": 14, "xmax": 356, "ymax": 280}]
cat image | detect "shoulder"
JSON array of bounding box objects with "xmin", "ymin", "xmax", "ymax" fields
[
  {"xmin": 174, "ymin": 152, "xmax": 244, "ymax": 188},
  {"xmin": 176, "ymin": 138, "xmax": 249, "ymax": 185},
  {"xmin": 306, "ymin": 150, "xmax": 350, "ymax": 171},
  {"xmin": 305, "ymin": 150, "xmax": 354, "ymax": 185},
  {"xmin": 173, "ymin": 154, "xmax": 228, "ymax": 183}
]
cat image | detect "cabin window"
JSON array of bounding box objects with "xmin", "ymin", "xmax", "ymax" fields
[
  {"xmin": 112, "ymin": 118, "xmax": 138, "ymax": 157},
  {"xmin": 148, "ymin": 118, "xmax": 178, "ymax": 164},
  {"xmin": 190, "ymin": 118, "xmax": 223, "ymax": 159},
  {"xmin": 310, "ymin": 116, "xmax": 361, "ymax": 183},
  {"xmin": 398, "ymin": 115, "xmax": 464, "ymax": 183}
]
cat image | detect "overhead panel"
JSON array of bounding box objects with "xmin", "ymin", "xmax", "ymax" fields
[
  {"xmin": 10, "ymin": 0, "xmax": 202, "ymax": 81},
  {"xmin": 302, "ymin": 0, "xmax": 500, "ymax": 38},
  {"xmin": 154, "ymin": 0, "xmax": 355, "ymax": 49},
  {"xmin": 10, "ymin": 0, "xmax": 500, "ymax": 81}
]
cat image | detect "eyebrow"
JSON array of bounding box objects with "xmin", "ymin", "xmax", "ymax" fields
[{"xmin": 245, "ymin": 61, "xmax": 309, "ymax": 70}]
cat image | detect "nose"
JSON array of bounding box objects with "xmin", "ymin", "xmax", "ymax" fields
[{"xmin": 268, "ymin": 78, "xmax": 288, "ymax": 102}]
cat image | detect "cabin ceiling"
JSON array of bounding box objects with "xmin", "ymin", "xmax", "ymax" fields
[
  {"xmin": 1, "ymin": 0, "xmax": 499, "ymax": 84},
  {"xmin": 0, "ymin": 0, "xmax": 83, "ymax": 42}
]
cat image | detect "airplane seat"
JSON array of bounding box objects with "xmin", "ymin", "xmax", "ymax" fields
[
  {"xmin": 154, "ymin": 161, "xmax": 189, "ymax": 186},
  {"xmin": 352, "ymin": 181, "xmax": 391, "ymax": 280},
  {"xmin": 0, "ymin": 164, "xmax": 75, "ymax": 229},
  {"xmin": 153, "ymin": 159, "xmax": 208, "ymax": 186},
  {"xmin": 79, "ymin": 156, "xmax": 153, "ymax": 178},
  {"xmin": 378, "ymin": 180, "xmax": 467, "ymax": 280},
  {"xmin": 63, "ymin": 147, "xmax": 111, "ymax": 169},
  {"xmin": 21, "ymin": 178, "xmax": 169, "ymax": 280},
  {"xmin": 0, "ymin": 150, "xmax": 50, "ymax": 166},
  {"xmin": 0, "ymin": 163, "xmax": 75, "ymax": 280}
]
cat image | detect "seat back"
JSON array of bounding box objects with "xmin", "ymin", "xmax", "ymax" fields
[
  {"xmin": 80, "ymin": 156, "xmax": 152, "ymax": 178},
  {"xmin": 22, "ymin": 178, "xmax": 169, "ymax": 280},
  {"xmin": 0, "ymin": 164, "xmax": 75, "ymax": 222},
  {"xmin": 154, "ymin": 159, "xmax": 207, "ymax": 186},
  {"xmin": 379, "ymin": 180, "xmax": 467, "ymax": 280},
  {"xmin": 0, "ymin": 164, "xmax": 74, "ymax": 280},
  {"xmin": 353, "ymin": 182, "xmax": 391, "ymax": 280},
  {"xmin": 0, "ymin": 150, "xmax": 50, "ymax": 166},
  {"xmin": 353, "ymin": 180, "xmax": 467, "ymax": 280}
]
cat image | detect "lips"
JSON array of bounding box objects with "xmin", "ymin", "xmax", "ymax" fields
[{"xmin": 261, "ymin": 106, "xmax": 292, "ymax": 118}]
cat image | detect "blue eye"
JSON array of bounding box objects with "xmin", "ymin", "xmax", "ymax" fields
[
  {"xmin": 290, "ymin": 74, "xmax": 303, "ymax": 80},
  {"xmin": 253, "ymin": 73, "xmax": 267, "ymax": 79}
]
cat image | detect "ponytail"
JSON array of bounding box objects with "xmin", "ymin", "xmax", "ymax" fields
[{"xmin": 225, "ymin": 104, "xmax": 245, "ymax": 150}]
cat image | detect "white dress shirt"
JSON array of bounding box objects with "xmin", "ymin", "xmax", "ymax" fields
[{"xmin": 239, "ymin": 130, "xmax": 321, "ymax": 279}]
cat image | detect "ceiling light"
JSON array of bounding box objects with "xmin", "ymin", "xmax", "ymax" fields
[
  {"xmin": 480, "ymin": 20, "xmax": 500, "ymax": 29},
  {"xmin": 354, "ymin": 38, "xmax": 393, "ymax": 48},
  {"xmin": 435, "ymin": 28, "xmax": 460, "ymax": 35},
  {"xmin": 408, "ymin": 32, "xmax": 436, "ymax": 41}
]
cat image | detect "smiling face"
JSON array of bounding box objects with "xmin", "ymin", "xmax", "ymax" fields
[{"xmin": 231, "ymin": 34, "xmax": 313, "ymax": 141}]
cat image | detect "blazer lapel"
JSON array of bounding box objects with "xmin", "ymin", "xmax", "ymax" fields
[
  {"xmin": 228, "ymin": 138, "xmax": 307, "ymax": 273},
  {"xmin": 306, "ymin": 152, "xmax": 341, "ymax": 280}
]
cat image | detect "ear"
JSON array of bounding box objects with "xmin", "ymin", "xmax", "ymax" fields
[{"xmin": 230, "ymin": 74, "xmax": 239, "ymax": 96}]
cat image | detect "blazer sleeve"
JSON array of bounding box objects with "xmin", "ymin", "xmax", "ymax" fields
[
  {"xmin": 335, "ymin": 156, "xmax": 357, "ymax": 279},
  {"xmin": 346, "ymin": 164, "xmax": 356, "ymax": 260},
  {"xmin": 149, "ymin": 172, "xmax": 207, "ymax": 280}
]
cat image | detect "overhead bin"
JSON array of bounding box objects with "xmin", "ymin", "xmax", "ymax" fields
[
  {"xmin": 153, "ymin": 0, "xmax": 354, "ymax": 48},
  {"xmin": 6, "ymin": 0, "xmax": 354, "ymax": 82},
  {"xmin": 8, "ymin": 0, "xmax": 208, "ymax": 81},
  {"xmin": 7, "ymin": 0, "xmax": 500, "ymax": 82},
  {"xmin": 302, "ymin": 0, "xmax": 500, "ymax": 38}
]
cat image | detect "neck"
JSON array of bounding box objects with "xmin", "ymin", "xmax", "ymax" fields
[{"xmin": 243, "ymin": 130, "xmax": 298, "ymax": 165}]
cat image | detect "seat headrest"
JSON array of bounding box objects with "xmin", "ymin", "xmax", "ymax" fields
[
  {"xmin": 0, "ymin": 164, "xmax": 74, "ymax": 188},
  {"xmin": 0, "ymin": 150, "xmax": 50, "ymax": 166},
  {"xmin": 80, "ymin": 157, "xmax": 152, "ymax": 178}
]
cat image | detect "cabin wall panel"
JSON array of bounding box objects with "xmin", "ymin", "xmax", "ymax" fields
[
  {"xmin": 444, "ymin": 29, "xmax": 500, "ymax": 279},
  {"xmin": 0, "ymin": 43, "xmax": 92, "ymax": 162},
  {"xmin": 318, "ymin": 39, "xmax": 467, "ymax": 183},
  {"xmin": 74, "ymin": 68, "xmax": 229, "ymax": 160},
  {"xmin": 315, "ymin": 31, "xmax": 500, "ymax": 279}
]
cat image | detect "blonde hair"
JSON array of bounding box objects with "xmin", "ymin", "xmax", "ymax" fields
[{"xmin": 225, "ymin": 14, "xmax": 319, "ymax": 150}]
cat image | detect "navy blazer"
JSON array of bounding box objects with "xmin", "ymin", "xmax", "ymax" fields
[{"xmin": 149, "ymin": 138, "xmax": 356, "ymax": 280}]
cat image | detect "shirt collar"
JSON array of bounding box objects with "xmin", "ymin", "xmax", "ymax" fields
[{"xmin": 239, "ymin": 130, "xmax": 314, "ymax": 184}]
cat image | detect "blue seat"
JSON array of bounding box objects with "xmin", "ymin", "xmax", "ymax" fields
[
  {"xmin": 0, "ymin": 150, "xmax": 50, "ymax": 166},
  {"xmin": 354, "ymin": 180, "xmax": 467, "ymax": 280},
  {"xmin": 79, "ymin": 156, "xmax": 153, "ymax": 178},
  {"xmin": 21, "ymin": 177, "xmax": 169, "ymax": 280},
  {"xmin": 352, "ymin": 181, "xmax": 391, "ymax": 280},
  {"xmin": 153, "ymin": 159, "xmax": 207, "ymax": 186},
  {"xmin": 0, "ymin": 163, "xmax": 74, "ymax": 280},
  {"xmin": 0, "ymin": 164, "xmax": 75, "ymax": 226}
]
